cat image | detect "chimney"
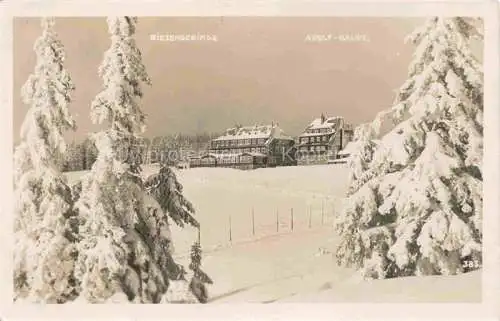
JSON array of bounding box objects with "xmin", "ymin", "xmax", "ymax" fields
[{"xmin": 321, "ymin": 113, "xmax": 326, "ymax": 124}]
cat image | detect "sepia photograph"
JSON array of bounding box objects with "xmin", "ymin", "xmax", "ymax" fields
[{"xmin": 10, "ymin": 13, "xmax": 487, "ymax": 306}]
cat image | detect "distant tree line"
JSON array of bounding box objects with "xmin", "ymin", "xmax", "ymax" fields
[{"xmin": 62, "ymin": 132, "xmax": 221, "ymax": 172}]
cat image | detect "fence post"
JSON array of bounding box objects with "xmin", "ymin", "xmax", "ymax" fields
[
  {"xmin": 276, "ymin": 209, "xmax": 279, "ymax": 233},
  {"xmin": 252, "ymin": 207, "xmax": 255, "ymax": 236},
  {"xmin": 229, "ymin": 214, "xmax": 232, "ymax": 243},
  {"xmin": 291, "ymin": 207, "xmax": 294, "ymax": 231}
]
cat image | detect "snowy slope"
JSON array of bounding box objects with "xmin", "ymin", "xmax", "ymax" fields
[
  {"xmin": 279, "ymin": 270, "xmax": 481, "ymax": 303},
  {"xmin": 64, "ymin": 164, "xmax": 481, "ymax": 303},
  {"xmin": 66, "ymin": 164, "xmax": 349, "ymax": 256},
  {"xmin": 187, "ymin": 226, "xmax": 480, "ymax": 303}
]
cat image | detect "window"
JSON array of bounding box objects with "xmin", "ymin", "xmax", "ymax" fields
[{"xmin": 258, "ymin": 138, "xmax": 265, "ymax": 145}]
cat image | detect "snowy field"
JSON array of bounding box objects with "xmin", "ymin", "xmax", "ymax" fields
[{"xmin": 65, "ymin": 164, "xmax": 481, "ymax": 303}]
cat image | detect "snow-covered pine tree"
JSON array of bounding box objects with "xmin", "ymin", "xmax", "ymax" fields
[
  {"xmin": 345, "ymin": 124, "xmax": 379, "ymax": 195},
  {"xmin": 13, "ymin": 17, "xmax": 78, "ymax": 303},
  {"xmin": 144, "ymin": 162, "xmax": 213, "ymax": 303},
  {"xmin": 144, "ymin": 164, "xmax": 199, "ymax": 229},
  {"xmin": 188, "ymin": 242, "xmax": 213, "ymax": 303},
  {"xmin": 336, "ymin": 32, "xmax": 428, "ymax": 269},
  {"xmin": 336, "ymin": 17, "xmax": 483, "ymax": 279},
  {"xmin": 74, "ymin": 16, "xmax": 175, "ymax": 303}
]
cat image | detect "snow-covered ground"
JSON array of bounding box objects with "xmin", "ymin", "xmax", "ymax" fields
[
  {"xmin": 65, "ymin": 164, "xmax": 481, "ymax": 303},
  {"xmin": 199, "ymin": 228, "xmax": 481, "ymax": 303}
]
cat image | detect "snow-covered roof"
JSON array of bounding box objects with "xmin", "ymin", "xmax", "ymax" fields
[
  {"xmin": 337, "ymin": 151, "xmax": 350, "ymax": 156},
  {"xmin": 309, "ymin": 116, "xmax": 343, "ymax": 130},
  {"xmin": 213, "ymin": 124, "xmax": 293, "ymax": 142},
  {"xmin": 271, "ymin": 127, "xmax": 294, "ymax": 141},
  {"xmin": 299, "ymin": 116, "xmax": 345, "ymax": 137},
  {"xmin": 337, "ymin": 142, "xmax": 356, "ymax": 156}
]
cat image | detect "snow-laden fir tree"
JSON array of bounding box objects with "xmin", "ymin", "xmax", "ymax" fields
[
  {"xmin": 187, "ymin": 242, "xmax": 213, "ymax": 303},
  {"xmin": 13, "ymin": 17, "xmax": 78, "ymax": 303},
  {"xmin": 144, "ymin": 163, "xmax": 213, "ymax": 303},
  {"xmin": 74, "ymin": 17, "xmax": 180, "ymax": 303},
  {"xmin": 144, "ymin": 164, "xmax": 199, "ymax": 229},
  {"xmin": 336, "ymin": 17, "xmax": 483, "ymax": 279}
]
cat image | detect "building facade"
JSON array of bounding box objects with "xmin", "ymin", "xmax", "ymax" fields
[
  {"xmin": 295, "ymin": 115, "xmax": 354, "ymax": 165},
  {"xmin": 190, "ymin": 123, "xmax": 296, "ymax": 169}
]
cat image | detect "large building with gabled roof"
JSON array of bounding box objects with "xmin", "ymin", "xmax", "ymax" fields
[
  {"xmin": 296, "ymin": 114, "xmax": 354, "ymax": 165},
  {"xmin": 191, "ymin": 122, "xmax": 296, "ymax": 169}
]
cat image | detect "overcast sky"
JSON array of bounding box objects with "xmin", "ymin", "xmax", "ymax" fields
[{"xmin": 13, "ymin": 17, "xmax": 423, "ymax": 142}]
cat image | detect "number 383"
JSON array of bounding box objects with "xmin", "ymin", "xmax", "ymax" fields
[{"xmin": 462, "ymin": 260, "xmax": 481, "ymax": 269}]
